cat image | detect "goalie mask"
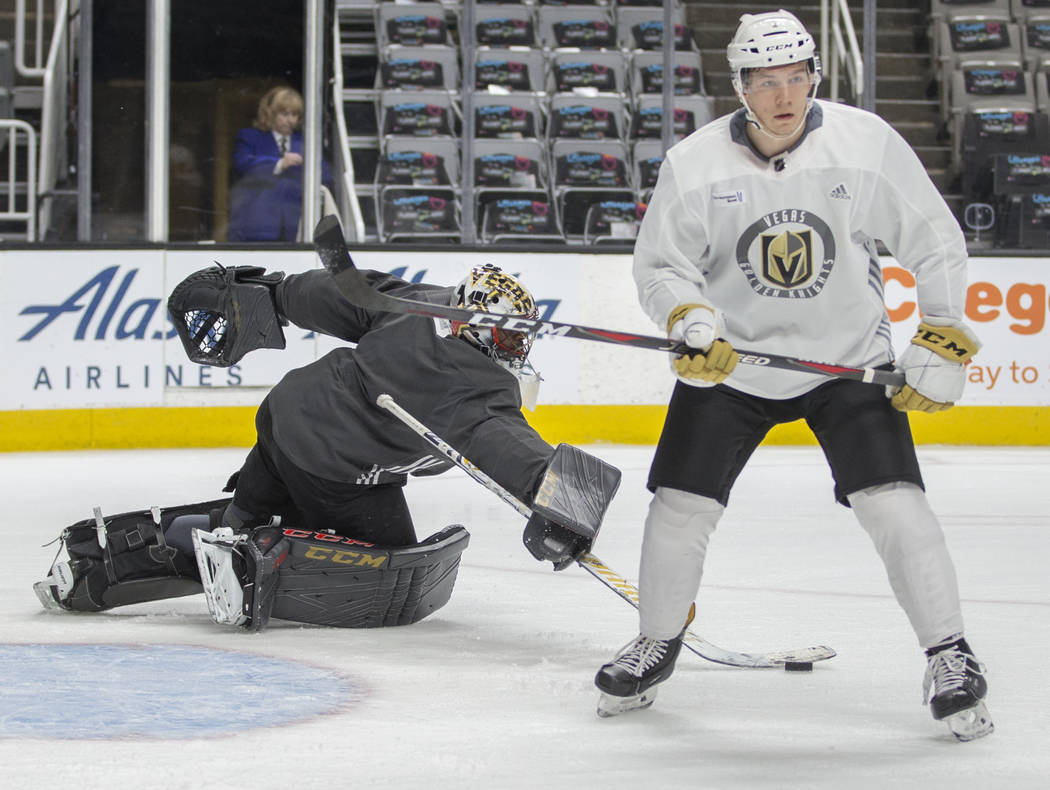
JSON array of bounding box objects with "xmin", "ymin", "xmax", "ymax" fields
[
  {"xmin": 450, "ymin": 264, "xmax": 538, "ymax": 370},
  {"xmin": 727, "ymin": 9, "xmax": 821, "ymax": 140}
]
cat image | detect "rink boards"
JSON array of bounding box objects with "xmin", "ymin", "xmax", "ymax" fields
[{"xmin": 1, "ymin": 248, "xmax": 1047, "ymax": 450}]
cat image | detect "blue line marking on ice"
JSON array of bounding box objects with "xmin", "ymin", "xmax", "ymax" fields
[{"xmin": 0, "ymin": 643, "xmax": 360, "ymax": 739}]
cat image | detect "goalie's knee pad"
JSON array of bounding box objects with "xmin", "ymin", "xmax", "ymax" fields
[
  {"xmin": 34, "ymin": 499, "xmax": 231, "ymax": 612},
  {"xmin": 200, "ymin": 524, "xmax": 471, "ymax": 630}
]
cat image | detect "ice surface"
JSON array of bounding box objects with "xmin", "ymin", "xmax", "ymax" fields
[{"xmin": 1, "ymin": 445, "xmax": 1047, "ymax": 789}]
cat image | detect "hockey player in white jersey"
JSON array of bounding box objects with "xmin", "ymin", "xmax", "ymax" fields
[{"xmin": 593, "ymin": 9, "xmax": 992, "ymax": 741}]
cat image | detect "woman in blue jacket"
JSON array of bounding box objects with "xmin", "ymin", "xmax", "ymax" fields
[{"xmin": 228, "ymin": 86, "xmax": 332, "ymax": 241}]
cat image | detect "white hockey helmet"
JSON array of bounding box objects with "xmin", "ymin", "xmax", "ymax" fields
[
  {"xmin": 450, "ymin": 263, "xmax": 538, "ymax": 369},
  {"xmin": 727, "ymin": 10, "xmax": 821, "ymax": 97}
]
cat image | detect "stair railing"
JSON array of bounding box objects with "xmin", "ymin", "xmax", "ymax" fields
[
  {"xmin": 13, "ymin": 0, "xmax": 47, "ymax": 77},
  {"xmin": 0, "ymin": 120, "xmax": 38, "ymax": 240},
  {"xmin": 329, "ymin": 6, "xmax": 366, "ymax": 242},
  {"xmin": 15, "ymin": 0, "xmax": 70, "ymax": 240},
  {"xmin": 821, "ymin": 0, "xmax": 863, "ymax": 105}
]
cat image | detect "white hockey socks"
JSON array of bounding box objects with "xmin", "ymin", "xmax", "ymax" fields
[
  {"xmin": 848, "ymin": 481, "xmax": 964, "ymax": 648},
  {"xmin": 639, "ymin": 487, "xmax": 723, "ymax": 639}
]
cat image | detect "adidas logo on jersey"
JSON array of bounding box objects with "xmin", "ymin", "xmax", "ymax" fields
[{"xmin": 829, "ymin": 183, "xmax": 851, "ymax": 200}]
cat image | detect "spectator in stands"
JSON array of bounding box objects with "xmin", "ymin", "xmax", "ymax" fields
[{"xmin": 228, "ymin": 86, "xmax": 332, "ymax": 242}]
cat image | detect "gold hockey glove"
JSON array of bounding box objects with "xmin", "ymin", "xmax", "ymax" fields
[
  {"xmin": 890, "ymin": 319, "xmax": 980, "ymax": 413},
  {"xmin": 672, "ymin": 339, "xmax": 739, "ymax": 384},
  {"xmin": 667, "ymin": 303, "xmax": 738, "ymax": 385}
]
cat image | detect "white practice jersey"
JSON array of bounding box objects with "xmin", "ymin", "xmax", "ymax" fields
[{"xmin": 634, "ymin": 100, "xmax": 969, "ymax": 400}]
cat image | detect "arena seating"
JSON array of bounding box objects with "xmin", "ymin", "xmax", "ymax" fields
[
  {"xmin": 934, "ymin": 0, "xmax": 1050, "ymax": 247},
  {"xmin": 339, "ymin": 0, "xmax": 707, "ymax": 245}
]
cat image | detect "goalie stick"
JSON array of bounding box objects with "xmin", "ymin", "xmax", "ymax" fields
[
  {"xmin": 375, "ymin": 392, "xmax": 836, "ymax": 669},
  {"xmin": 314, "ymin": 215, "xmax": 903, "ymax": 389}
]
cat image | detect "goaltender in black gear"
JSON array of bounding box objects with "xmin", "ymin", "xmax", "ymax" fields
[{"xmin": 35, "ymin": 261, "xmax": 620, "ymax": 632}]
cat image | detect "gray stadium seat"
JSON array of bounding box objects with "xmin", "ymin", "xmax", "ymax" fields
[
  {"xmin": 549, "ymin": 92, "xmax": 629, "ymax": 140},
  {"xmin": 549, "ymin": 49, "xmax": 628, "ymax": 95},
  {"xmin": 474, "ymin": 48, "xmax": 548, "ymax": 93},
  {"xmin": 629, "ymin": 94, "xmax": 714, "ymax": 141},
  {"xmin": 551, "ymin": 138, "xmax": 634, "ymax": 240},
  {"xmin": 630, "ymin": 50, "xmax": 704, "ymax": 97},
  {"xmin": 615, "ymin": 6, "xmax": 687, "ymax": 52},
  {"xmin": 935, "ymin": 15, "xmax": 1022, "ymax": 82},
  {"xmin": 1021, "ymin": 14, "xmax": 1050, "ymax": 70},
  {"xmin": 1011, "ymin": 0, "xmax": 1050, "ymax": 24},
  {"xmin": 472, "ymin": 91, "xmax": 547, "ymax": 139},
  {"xmin": 537, "ymin": 5, "xmax": 616, "ymax": 52},
  {"xmin": 376, "ymin": 3, "xmax": 454, "ymax": 49},
  {"xmin": 474, "ymin": 6, "xmax": 537, "ymax": 49},
  {"xmin": 377, "ymin": 44, "xmax": 461, "ymax": 91}
]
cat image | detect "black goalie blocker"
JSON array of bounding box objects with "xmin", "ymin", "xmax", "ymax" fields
[
  {"xmin": 523, "ymin": 444, "xmax": 622, "ymax": 570},
  {"xmin": 168, "ymin": 264, "xmax": 287, "ymax": 367},
  {"xmin": 34, "ymin": 499, "xmax": 230, "ymax": 612}
]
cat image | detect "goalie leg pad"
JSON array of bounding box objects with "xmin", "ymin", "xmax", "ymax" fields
[
  {"xmin": 269, "ymin": 525, "xmax": 470, "ymax": 628},
  {"xmin": 35, "ymin": 499, "xmax": 231, "ymax": 612},
  {"xmin": 193, "ymin": 525, "xmax": 467, "ymax": 631},
  {"xmin": 531, "ymin": 443, "xmax": 622, "ymax": 541}
]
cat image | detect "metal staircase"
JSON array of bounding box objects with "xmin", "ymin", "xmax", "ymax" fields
[
  {"xmin": 0, "ymin": 0, "xmax": 48, "ymax": 241},
  {"xmin": 334, "ymin": 0, "xmax": 383, "ymax": 242}
]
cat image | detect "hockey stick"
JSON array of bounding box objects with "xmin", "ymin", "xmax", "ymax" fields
[
  {"xmin": 314, "ymin": 215, "xmax": 903, "ymax": 388},
  {"xmin": 375, "ymin": 392, "xmax": 836, "ymax": 669}
]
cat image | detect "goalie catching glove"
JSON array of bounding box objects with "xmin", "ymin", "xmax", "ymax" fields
[
  {"xmin": 168, "ymin": 264, "xmax": 287, "ymax": 367},
  {"xmin": 523, "ymin": 444, "xmax": 622, "ymax": 570},
  {"xmin": 890, "ymin": 318, "xmax": 981, "ymax": 413},
  {"xmin": 667, "ymin": 303, "xmax": 739, "ymax": 386}
]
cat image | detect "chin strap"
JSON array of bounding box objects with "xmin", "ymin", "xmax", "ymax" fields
[
  {"xmin": 740, "ymin": 95, "xmax": 814, "ymax": 143},
  {"xmin": 749, "ymin": 111, "xmax": 809, "ymax": 142},
  {"xmin": 735, "ymin": 76, "xmax": 820, "ymax": 144}
]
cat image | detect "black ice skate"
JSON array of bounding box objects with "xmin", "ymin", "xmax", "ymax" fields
[
  {"xmin": 923, "ymin": 639, "xmax": 994, "ymax": 741},
  {"xmin": 594, "ymin": 632, "xmax": 684, "ymax": 717}
]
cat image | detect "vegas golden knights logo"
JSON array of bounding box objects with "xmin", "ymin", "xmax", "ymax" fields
[{"xmin": 761, "ymin": 230, "xmax": 813, "ymax": 287}]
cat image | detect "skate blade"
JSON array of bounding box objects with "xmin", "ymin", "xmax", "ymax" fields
[
  {"xmin": 33, "ymin": 580, "xmax": 63, "ymax": 610},
  {"xmin": 33, "ymin": 561, "xmax": 74, "ymax": 611},
  {"xmin": 597, "ymin": 688, "xmax": 658, "ymax": 718},
  {"xmin": 946, "ymin": 701, "xmax": 994, "ymax": 742}
]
